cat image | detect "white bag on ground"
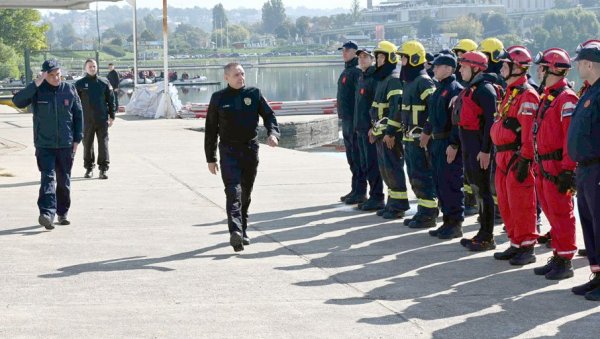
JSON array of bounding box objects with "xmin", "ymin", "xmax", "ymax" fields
[{"xmin": 125, "ymin": 82, "xmax": 182, "ymax": 119}]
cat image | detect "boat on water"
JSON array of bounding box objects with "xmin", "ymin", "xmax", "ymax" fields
[
  {"xmin": 170, "ymin": 76, "xmax": 208, "ymax": 85},
  {"xmin": 119, "ymin": 78, "xmax": 155, "ymax": 87}
]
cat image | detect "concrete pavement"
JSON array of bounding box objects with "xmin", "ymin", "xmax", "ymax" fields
[{"xmin": 1, "ymin": 107, "xmax": 599, "ymax": 338}]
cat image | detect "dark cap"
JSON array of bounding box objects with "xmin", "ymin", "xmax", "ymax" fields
[
  {"xmin": 573, "ymin": 45, "xmax": 600, "ymax": 63},
  {"xmin": 426, "ymin": 52, "xmax": 435, "ymax": 63},
  {"xmin": 338, "ymin": 40, "xmax": 358, "ymax": 50},
  {"xmin": 42, "ymin": 59, "xmax": 60, "ymax": 73},
  {"xmin": 356, "ymin": 48, "xmax": 374, "ymax": 57},
  {"xmin": 432, "ymin": 53, "xmax": 457, "ymax": 68}
]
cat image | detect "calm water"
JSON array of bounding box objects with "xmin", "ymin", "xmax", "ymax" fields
[
  {"xmin": 117, "ymin": 65, "xmax": 585, "ymax": 106},
  {"xmin": 119, "ymin": 65, "xmax": 342, "ymax": 105}
]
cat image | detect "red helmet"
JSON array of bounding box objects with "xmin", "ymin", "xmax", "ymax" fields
[
  {"xmin": 534, "ymin": 48, "xmax": 571, "ymax": 70},
  {"xmin": 499, "ymin": 45, "xmax": 532, "ymax": 66},
  {"xmin": 459, "ymin": 51, "xmax": 488, "ymax": 71}
]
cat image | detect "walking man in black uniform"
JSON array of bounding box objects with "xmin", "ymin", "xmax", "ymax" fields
[
  {"xmin": 205, "ymin": 62, "xmax": 280, "ymax": 252},
  {"xmin": 75, "ymin": 59, "xmax": 116, "ymax": 180}
]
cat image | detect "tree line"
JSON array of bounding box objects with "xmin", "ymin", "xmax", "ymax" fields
[{"xmin": 0, "ymin": 1, "xmax": 599, "ymax": 79}]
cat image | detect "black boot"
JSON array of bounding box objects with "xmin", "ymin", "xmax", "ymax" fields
[
  {"xmin": 403, "ymin": 217, "xmax": 414, "ymax": 226},
  {"xmin": 429, "ymin": 216, "xmax": 447, "ymax": 237},
  {"xmin": 537, "ymin": 231, "xmax": 551, "ymax": 244},
  {"xmin": 382, "ymin": 210, "xmax": 405, "ymax": 219},
  {"xmin": 572, "ymin": 273, "xmax": 600, "ymax": 296},
  {"xmin": 585, "ymin": 286, "xmax": 600, "ymax": 301},
  {"xmin": 467, "ymin": 238, "xmax": 497, "ymax": 252},
  {"xmin": 408, "ymin": 215, "xmax": 436, "ymax": 229},
  {"xmin": 345, "ymin": 194, "xmax": 367, "ymax": 205},
  {"xmin": 460, "ymin": 235, "xmax": 480, "ymax": 248},
  {"xmin": 437, "ymin": 220, "xmax": 463, "ymax": 239},
  {"xmin": 340, "ymin": 191, "xmax": 353, "ymax": 202},
  {"xmin": 494, "ymin": 246, "xmax": 519, "ymax": 260},
  {"xmin": 578, "ymin": 248, "xmax": 587, "ymax": 257},
  {"xmin": 230, "ymin": 231, "xmax": 244, "ymax": 252},
  {"xmin": 545, "ymin": 256, "xmax": 573, "ymax": 280},
  {"xmin": 533, "ymin": 255, "xmax": 559, "ymax": 276},
  {"xmin": 509, "ymin": 246, "xmax": 536, "ymax": 266},
  {"xmin": 358, "ymin": 198, "xmax": 385, "ymax": 211},
  {"xmin": 84, "ymin": 168, "xmax": 93, "ymax": 178}
]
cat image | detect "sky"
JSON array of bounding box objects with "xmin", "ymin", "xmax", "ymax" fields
[{"xmin": 94, "ymin": 0, "xmax": 362, "ymax": 10}]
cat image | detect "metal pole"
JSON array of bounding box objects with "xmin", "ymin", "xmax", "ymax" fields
[
  {"xmin": 162, "ymin": 0, "xmax": 170, "ymax": 117},
  {"xmin": 132, "ymin": 0, "xmax": 138, "ymax": 88},
  {"xmin": 24, "ymin": 49, "xmax": 32, "ymax": 84}
]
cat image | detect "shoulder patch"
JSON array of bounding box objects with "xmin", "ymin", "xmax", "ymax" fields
[
  {"xmin": 561, "ymin": 101, "xmax": 576, "ymax": 119},
  {"xmin": 518, "ymin": 101, "xmax": 538, "ymax": 116}
]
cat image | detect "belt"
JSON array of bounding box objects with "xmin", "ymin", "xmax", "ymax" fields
[
  {"xmin": 403, "ymin": 133, "xmax": 421, "ymax": 142},
  {"xmin": 220, "ymin": 138, "xmax": 258, "ymax": 146},
  {"xmin": 540, "ymin": 167, "xmax": 559, "ymax": 185},
  {"xmin": 496, "ymin": 143, "xmax": 519, "ymax": 152},
  {"xmin": 578, "ymin": 157, "xmax": 600, "ymax": 168},
  {"xmin": 432, "ymin": 131, "xmax": 451, "ymax": 140},
  {"xmin": 536, "ymin": 149, "xmax": 563, "ymax": 162}
]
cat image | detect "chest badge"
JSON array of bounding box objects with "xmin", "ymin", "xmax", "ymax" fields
[
  {"xmin": 584, "ymin": 99, "xmax": 591, "ymax": 108},
  {"xmin": 342, "ymin": 76, "xmax": 347, "ymax": 85},
  {"xmin": 244, "ymin": 97, "xmax": 252, "ymax": 106},
  {"xmin": 85, "ymin": 83, "xmax": 88, "ymax": 88}
]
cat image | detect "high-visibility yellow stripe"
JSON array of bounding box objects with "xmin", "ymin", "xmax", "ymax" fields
[
  {"xmin": 464, "ymin": 184, "xmax": 473, "ymax": 194},
  {"xmin": 372, "ymin": 102, "xmax": 390, "ymax": 120},
  {"xmin": 420, "ymin": 88, "xmax": 435, "ymax": 101},
  {"xmin": 387, "ymin": 89, "xmax": 403, "ymax": 100},
  {"xmin": 388, "ymin": 119, "xmax": 403, "ymax": 128},
  {"xmin": 493, "ymin": 195, "xmax": 498, "ymax": 204},
  {"xmin": 418, "ymin": 198, "xmax": 438, "ymax": 208},
  {"xmin": 402, "ymin": 104, "xmax": 411, "ymax": 111},
  {"xmin": 372, "ymin": 124, "xmax": 386, "ymax": 136},
  {"xmin": 388, "ymin": 189, "xmax": 408, "ymax": 199},
  {"xmin": 411, "ymin": 105, "xmax": 426, "ymax": 125},
  {"xmin": 403, "ymin": 136, "xmax": 414, "ymax": 141}
]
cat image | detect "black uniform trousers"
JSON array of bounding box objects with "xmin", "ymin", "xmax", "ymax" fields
[
  {"xmin": 219, "ymin": 141, "xmax": 259, "ymax": 236},
  {"xmin": 83, "ymin": 120, "xmax": 110, "ymax": 171},
  {"xmin": 431, "ymin": 138, "xmax": 464, "ymax": 222},
  {"xmin": 460, "ymin": 128, "xmax": 495, "ymax": 240},
  {"xmin": 577, "ymin": 163, "xmax": 600, "ymax": 270},
  {"xmin": 35, "ymin": 147, "xmax": 73, "ymax": 218},
  {"xmin": 342, "ymin": 118, "xmax": 366, "ymax": 196}
]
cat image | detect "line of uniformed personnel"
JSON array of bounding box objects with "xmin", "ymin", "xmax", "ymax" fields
[{"xmin": 337, "ymin": 37, "xmax": 600, "ymax": 302}]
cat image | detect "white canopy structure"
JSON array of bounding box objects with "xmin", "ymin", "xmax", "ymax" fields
[
  {"xmin": 1, "ymin": 0, "xmax": 177, "ymax": 118},
  {"xmin": 0, "ymin": 0, "xmax": 121, "ymax": 10}
]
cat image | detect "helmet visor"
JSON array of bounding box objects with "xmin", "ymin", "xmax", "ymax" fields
[{"xmin": 533, "ymin": 51, "xmax": 544, "ymax": 65}]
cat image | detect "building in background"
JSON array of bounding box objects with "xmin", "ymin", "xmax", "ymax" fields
[
  {"xmin": 501, "ymin": 0, "xmax": 555, "ymax": 12},
  {"xmin": 361, "ymin": 0, "xmax": 505, "ymax": 24}
]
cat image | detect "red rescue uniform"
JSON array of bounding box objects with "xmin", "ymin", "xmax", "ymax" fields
[
  {"xmin": 491, "ymin": 76, "xmax": 540, "ymax": 247},
  {"xmin": 533, "ymin": 78, "xmax": 578, "ymax": 259}
]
